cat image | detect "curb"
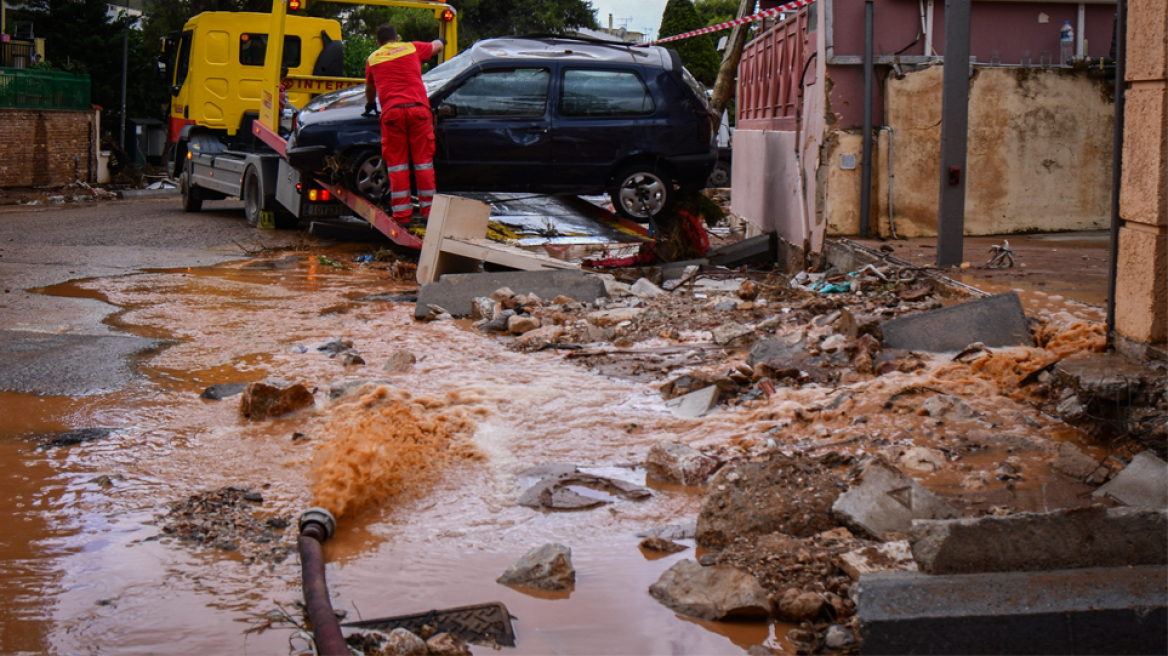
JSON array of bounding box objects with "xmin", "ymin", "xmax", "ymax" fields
[{"xmin": 116, "ymin": 188, "xmax": 181, "ymax": 200}]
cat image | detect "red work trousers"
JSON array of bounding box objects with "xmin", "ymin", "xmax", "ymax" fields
[{"xmin": 379, "ymin": 104, "xmax": 436, "ymax": 220}]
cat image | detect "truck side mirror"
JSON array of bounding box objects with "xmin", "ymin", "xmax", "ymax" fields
[
  {"xmin": 170, "ymin": 85, "xmax": 181, "ymax": 97},
  {"xmin": 437, "ymin": 103, "xmax": 456, "ymax": 119}
]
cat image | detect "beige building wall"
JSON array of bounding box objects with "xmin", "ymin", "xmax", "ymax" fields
[
  {"xmin": 1116, "ymin": 0, "xmax": 1168, "ymax": 348},
  {"xmin": 823, "ymin": 65, "xmax": 1115, "ymax": 237}
]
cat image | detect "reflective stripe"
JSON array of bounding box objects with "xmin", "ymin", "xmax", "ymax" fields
[
  {"xmin": 390, "ymin": 191, "xmax": 411, "ymax": 199},
  {"xmin": 415, "ymin": 162, "xmax": 434, "ymax": 171},
  {"xmin": 420, "ymin": 201, "xmax": 433, "ymax": 208},
  {"xmin": 386, "ymin": 163, "xmax": 410, "ymax": 173},
  {"xmin": 417, "ymin": 189, "xmax": 436, "ymax": 196},
  {"xmin": 391, "ymin": 202, "xmax": 413, "ymax": 211}
]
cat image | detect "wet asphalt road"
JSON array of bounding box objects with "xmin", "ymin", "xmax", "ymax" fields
[{"xmin": 0, "ymin": 197, "xmax": 302, "ymax": 395}]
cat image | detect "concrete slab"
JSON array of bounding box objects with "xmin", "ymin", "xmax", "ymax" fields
[
  {"xmin": 857, "ymin": 566, "xmax": 1168, "ymax": 655},
  {"xmin": 881, "ymin": 292, "xmax": 1033, "ymax": 352},
  {"xmin": 415, "ymin": 270, "xmax": 606, "ymax": 320},
  {"xmin": 707, "ymin": 233, "xmax": 777, "ymax": 267},
  {"xmin": 664, "ymin": 385, "xmax": 720, "ymax": 418},
  {"xmin": 831, "ymin": 458, "xmax": 963, "ymax": 540},
  {"xmin": 1093, "ymin": 452, "xmax": 1168, "ymax": 508},
  {"xmin": 909, "ymin": 506, "xmax": 1167, "ymax": 575},
  {"xmin": 839, "ymin": 541, "xmax": 918, "ymax": 580}
]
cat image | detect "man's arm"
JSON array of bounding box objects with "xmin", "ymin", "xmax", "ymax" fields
[
  {"xmin": 364, "ymin": 65, "xmax": 378, "ymax": 115},
  {"xmin": 429, "ymin": 39, "xmax": 445, "ymax": 58}
]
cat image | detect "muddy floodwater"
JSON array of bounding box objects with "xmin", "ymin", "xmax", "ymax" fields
[{"xmin": 1, "ymin": 257, "xmax": 801, "ymax": 654}]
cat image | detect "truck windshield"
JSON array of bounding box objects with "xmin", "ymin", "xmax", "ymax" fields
[{"xmin": 422, "ymin": 50, "xmax": 472, "ymax": 94}]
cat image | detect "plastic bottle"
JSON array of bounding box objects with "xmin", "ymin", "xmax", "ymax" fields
[{"xmin": 1060, "ymin": 21, "xmax": 1074, "ymax": 66}]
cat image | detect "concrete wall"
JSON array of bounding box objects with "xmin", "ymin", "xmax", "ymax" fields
[
  {"xmin": 824, "ymin": 65, "xmax": 1115, "ymax": 237},
  {"xmin": 0, "ymin": 108, "xmax": 96, "ymax": 187}
]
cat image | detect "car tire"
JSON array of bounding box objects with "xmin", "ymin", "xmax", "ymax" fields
[
  {"xmin": 609, "ymin": 163, "xmax": 675, "ymax": 223},
  {"xmin": 350, "ymin": 149, "xmax": 388, "ymax": 203},
  {"xmin": 706, "ymin": 161, "xmax": 731, "ymax": 189},
  {"xmin": 180, "ymin": 160, "xmax": 202, "ymax": 213},
  {"xmin": 243, "ymin": 167, "xmax": 263, "ymax": 227}
]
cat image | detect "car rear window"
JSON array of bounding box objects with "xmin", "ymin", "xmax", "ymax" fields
[
  {"xmin": 443, "ymin": 68, "xmax": 549, "ymax": 117},
  {"xmin": 560, "ymin": 69, "xmax": 655, "ymax": 117},
  {"xmin": 239, "ymin": 34, "xmax": 302, "ymax": 69}
]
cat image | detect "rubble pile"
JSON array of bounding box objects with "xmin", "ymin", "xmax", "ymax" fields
[
  {"xmin": 17, "ymin": 181, "xmax": 117, "ymax": 205},
  {"xmin": 153, "ymin": 486, "xmax": 295, "ymax": 565}
]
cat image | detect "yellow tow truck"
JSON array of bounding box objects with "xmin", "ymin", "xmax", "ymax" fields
[{"xmin": 160, "ymin": 0, "xmax": 456, "ymax": 243}]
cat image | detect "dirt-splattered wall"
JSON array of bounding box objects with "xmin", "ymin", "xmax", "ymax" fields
[
  {"xmin": 823, "ymin": 65, "xmax": 1115, "ymax": 237},
  {"xmin": 0, "ymin": 108, "xmax": 96, "ymax": 187}
]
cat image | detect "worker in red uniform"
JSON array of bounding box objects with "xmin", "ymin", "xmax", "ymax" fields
[{"xmin": 364, "ymin": 24, "xmax": 444, "ymax": 221}]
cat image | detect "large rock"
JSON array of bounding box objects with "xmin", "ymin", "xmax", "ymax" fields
[
  {"xmin": 381, "ymin": 628, "xmax": 428, "ymax": 656},
  {"xmin": 1093, "ymin": 451, "xmax": 1168, "ymax": 508},
  {"xmin": 518, "ymin": 472, "xmax": 651, "ymax": 510},
  {"xmin": 881, "ymin": 291, "xmax": 1033, "ymax": 352},
  {"xmin": 496, "ymin": 543, "xmax": 575, "ymax": 591},
  {"xmin": 239, "ymin": 382, "xmax": 314, "ymax": 420},
  {"xmin": 909, "ymin": 506, "xmax": 1168, "ymax": 575},
  {"xmin": 775, "ymin": 588, "xmax": 829, "ymax": 623},
  {"xmin": 648, "ymin": 559, "xmax": 772, "ymax": 621},
  {"xmin": 645, "ymin": 441, "xmax": 720, "ymax": 485},
  {"xmin": 696, "ymin": 456, "xmax": 842, "ymax": 550},
  {"xmin": 586, "ymin": 307, "xmax": 644, "ymax": 327},
  {"xmin": 1052, "ymin": 442, "xmax": 1101, "ymax": 480},
  {"xmin": 832, "ymin": 458, "xmax": 962, "ymax": 540}
]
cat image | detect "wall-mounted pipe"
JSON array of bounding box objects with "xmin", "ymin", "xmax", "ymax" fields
[
  {"xmin": 298, "ymin": 507, "xmax": 348, "ymax": 656},
  {"xmin": 881, "ymin": 126, "xmax": 899, "ymax": 239},
  {"xmin": 860, "ymin": 0, "xmax": 875, "ymax": 238}
]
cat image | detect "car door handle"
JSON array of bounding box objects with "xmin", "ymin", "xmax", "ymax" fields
[{"xmin": 522, "ymin": 126, "xmax": 548, "ymax": 134}]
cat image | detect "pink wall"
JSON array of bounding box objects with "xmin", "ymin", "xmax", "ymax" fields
[{"xmin": 827, "ymin": 0, "xmax": 1117, "ymax": 129}]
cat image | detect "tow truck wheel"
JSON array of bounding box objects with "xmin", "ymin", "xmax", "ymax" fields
[
  {"xmin": 180, "ymin": 160, "xmax": 202, "ymax": 213},
  {"xmin": 243, "ymin": 167, "xmax": 263, "ymax": 228}
]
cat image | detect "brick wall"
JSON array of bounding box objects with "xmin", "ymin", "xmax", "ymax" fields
[{"xmin": 0, "ymin": 108, "xmax": 96, "ymax": 187}]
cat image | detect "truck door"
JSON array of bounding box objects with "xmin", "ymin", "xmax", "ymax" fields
[
  {"xmin": 432, "ymin": 66, "xmax": 553, "ymax": 191},
  {"xmin": 168, "ymin": 30, "xmax": 195, "ymax": 143}
]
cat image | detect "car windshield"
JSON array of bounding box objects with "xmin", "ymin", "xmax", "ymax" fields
[
  {"xmin": 300, "ymin": 84, "xmax": 366, "ymax": 112},
  {"xmin": 423, "ymin": 50, "xmax": 473, "ymax": 94}
]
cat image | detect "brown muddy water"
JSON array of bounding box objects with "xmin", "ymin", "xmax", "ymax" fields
[{"xmin": 0, "ymin": 258, "xmax": 794, "ymax": 654}]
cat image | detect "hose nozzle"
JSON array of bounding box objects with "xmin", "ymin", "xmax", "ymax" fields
[{"xmin": 298, "ymin": 507, "xmax": 336, "ymax": 542}]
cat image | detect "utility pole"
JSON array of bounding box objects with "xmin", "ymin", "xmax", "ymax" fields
[
  {"xmin": 936, "ymin": 0, "xmax": 971, "ymax": 267},
  {"xmin": 710, "ymin": 0, "xmax": 754, "ymax": 132}
]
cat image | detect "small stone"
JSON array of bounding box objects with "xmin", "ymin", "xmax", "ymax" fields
[
  {"xmin": 1056, "ymin": 394, "xmax": 1087, "ymax": 421},
  {"xmin": 426, "ymin": 632, "xmax": 472, "ymax": 656},
  {"xmin": 824, "ymin": 625, "xmax": 856, "ymax": 649},
  {"xmin": 640, "ymin": 536, "xmax": 688, "ymax": 554},
  {"xmin": 489, "ymin": 287, "xmax": 515, "ymax": 302},
  {"xmin": 382, "ymin": 628, "xmax": 428, "ymax": 656},
  {"xmin": 383, "ymin": 350, "xmax": 417, "ymax": 373},
  {"xmin": 507, "ymin": 315, "xmax": 541, "ymax": 334},
  {"xmin": 899, "ymin": 446, "xmax": 947, "ymax": 472},
  {"xmin": 471, "ymin": 296, "xmax": 496, "ymax": 320},
  {"xmin": 200, "ymin": 382, "xmax": 249, "ymax": 400},
  {"xmin": 587, "ymin": 307, "xmax": 644, "ymax": 327},
  {"xmin": 737, "ymin": 280, "xmax": 759, "ymax": 300},
  {"xmin": 776, "ymin": 588, "xmax": 827, "ymax": 623},
  {"xmin": 645, "ymin": 440, "xmax": 720, "ymax": 485},
  {"xmin": 712, "ymin": 322, "xmax": 754, "ymax": 346},
  {"xmin": 342, "ymin": 353, "xmax": 365, "ymax": 366},
  {"xmin": 478, "ymin": 309, "xmax": 515, "ymax": 332},
  {"xmin": 821, "ymin": 334, "xmax": 848, "ymax": 352},
  {"xmin": 551, "ymin": 295, "xmax": 577, "ymax": 305},
  {"xmin": 921, "ymin": 394, "xmax": 974, "ymax": 420},
  {"xmin": 239, "ymin": 382, "xmax": 314, "ymax": 421},
  {"xmin": 243, "ymin": 491, "xmax": 263, "ymax": 503},
  {"xmin": 516, "ymin": 325, "xmax": 566, "ymax": 348},
  {"xmin": 497, "ymin": 543, "xmax": 575, "ymax": 591}
]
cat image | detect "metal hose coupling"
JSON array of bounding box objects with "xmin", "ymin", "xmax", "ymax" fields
[
  {"xmin": 297, "ymin": 507, "xmax": 347, "ymax": 656},
  {"xmin": 298, "ymin": 507, "xmax": 337, "ymax": 541}
]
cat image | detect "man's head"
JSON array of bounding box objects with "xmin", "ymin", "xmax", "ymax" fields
[{"xmin": 376, "ymin": 24, "xmax": 399, "ymax": 45}]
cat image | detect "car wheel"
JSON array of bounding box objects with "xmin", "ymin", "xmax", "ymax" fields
[
  {"xmin": 609, "ymin": 164, "xmax": 675, "ymax": 223},
  {"xmin": 350, "ymin": 149, "xmax": 387, "ymax": 203},
  {"xmin": 180, "ymin": 160, "xmax": 202, "ymax": 213},
  {"xmin": 243, "ymin": 167, "xmax": 263, "ymax": 227},
  {"xmin": 706, "ymin": 161, "xmax": 731, "ymax": 189}
]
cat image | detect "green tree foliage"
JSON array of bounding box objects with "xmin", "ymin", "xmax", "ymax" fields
[
  {"xmin": 695, "ymin": 0, "xmax": 741, "ymax": 28},
  {"xmin": 342, "ymin": 33, "xmax": 376, "ymax": 78},
  {"xmin": 7, "ymin": 0, "xmax": 169, "ymax": 133},
  {"xmin": 658, "ymin": 0, "xmax": 720, "ymax": 85},
  {"xmin": 452, "ymin": 0, "xmax": 598, "ymax": 49}
]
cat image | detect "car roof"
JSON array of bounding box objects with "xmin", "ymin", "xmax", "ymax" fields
[{"xmin": 468, "ymin": 36, "xmax": 669, "ymax": 68}]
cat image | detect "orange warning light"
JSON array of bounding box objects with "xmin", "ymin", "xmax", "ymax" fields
[{"xmin": 441, "ymin": 8, "xmax": 454, "ymax": 21}]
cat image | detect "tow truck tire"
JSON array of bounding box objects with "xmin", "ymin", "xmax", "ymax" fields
[
  {"xmin": 243, "ymin": 167, "xmax": 263, "ymax": 228},
  {"xmin": 609, "ymin": 162, "xmax": 675, "ymax": 223},
  {"xmin": 180, "ymin": 160, "xmax": 202, "ymax": 213}
]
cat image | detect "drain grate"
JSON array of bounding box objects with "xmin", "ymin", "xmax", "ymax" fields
[{"xmin": 343, "ymin": 602, "xmax": 517, "ymax": 648}]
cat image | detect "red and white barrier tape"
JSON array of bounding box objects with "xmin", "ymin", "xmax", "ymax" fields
[{"xmin": 640, "ymin": 0, "xmax": 812, "ymax": 46}]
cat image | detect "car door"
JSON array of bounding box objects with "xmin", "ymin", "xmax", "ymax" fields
[
  {"xmin": 432, "ymin": 65, "xmax": 553, "ymax": 191},
  {"xmin": 549, "ymin": 66, "xmax": 660, "ymax": 193}
]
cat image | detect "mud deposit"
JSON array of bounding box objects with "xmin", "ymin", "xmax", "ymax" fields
[{"xmin": 0, "ymin": 257, "xmax": 793, "ymax": 654}]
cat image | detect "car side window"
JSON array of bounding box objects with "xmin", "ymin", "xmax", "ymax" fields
[
  {"xmin": 560, "ymin": 68, "xmax": 655, "ymax": 117},
  {"xmin": 444, "ymin": 68, "xmax": 549, "ymax": 117}
]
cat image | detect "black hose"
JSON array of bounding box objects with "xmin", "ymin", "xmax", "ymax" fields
[{"xmin": 298, "ymin": 508, "xmax": 348, "ymax": 656}]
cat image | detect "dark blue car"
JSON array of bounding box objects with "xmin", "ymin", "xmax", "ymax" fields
[{"xmin": 288, "ymin": 36, "xmax": 718, "ymax": 222}]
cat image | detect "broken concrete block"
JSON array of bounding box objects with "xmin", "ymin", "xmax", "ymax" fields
[
  {"xmin": 839, "ymin": 308, "xmax": 883, "ymax": 340},
  {"xmin": 881, "ymin": 292, "xmax": 1033, "ymax": 352},
  {"xmin": 831, "ymin": 458, "xmax": 962, "ymax": 540},
  {"xmin": 506, "ymin": 315, "xmax": 540, "ymax": 334},
  {"xmin": 630, "ymin": 278, "xmax": 665, "ymax": 298},
  {"xmin": 1055, "ymin": 353, "xmax": 1164, "ymax": 401},
  {"xmin": 518, "ymin": 472, "xmax": 651, "ymax": 510},
  {"xmin": 839, "ymin": 541, "xmax": 918, "ymax": 580},
  {"xmin": 1052, "ymin": 442, "xmax": 1100, "ymax": 480},
  {"xmin": 382, "ymin": 628, "xmax": 428, "ymax": 656},
  {"xmin": 664, "ymin": 385, "xmax": 720, "ymax": 418},
  {"xmin": 1093, "ymin": 451, "xmax": 1168, "ymax": 508},
  {"xmin": 416, "ymin": 270, "xmax": 606, "ymax": 320},
  {"xmin": 645, "ymin": 440, "xmax": 719, "ymax": 485},
  {"xmin": 516, "ymin": 324, "xmax": 566, "ymax": 348},
  {"xmin": 707, "ymin": 232, "xmax": 777, "ymax": 267},
  {"xmin": 649, "ymin": 559, "xmax": 772, "ymax": 621},
  {"xmin": 496, "ymin": 543, "xmax": 575, "ymax": 591},
  {"xmin": 920, "ymin": 393, "xmax": 973, "ymax": 420},
  {"xmin": 857, "ymin": 566, "xmax": 1168, "ymax": 656},
  {"xmin": 776, "ymin": 588, "xmax": 829, "ymax": 623},
  {"xmin": 909, "ymin": 506, "xmax": 1167, "ymax": 575},
  {"xmin": 586, "ymin": 307, "xmax": 644, "ymax": 327},
  {"xmin": 711, "ymin": 322, "xmax": 754, "ymax": 346}
]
